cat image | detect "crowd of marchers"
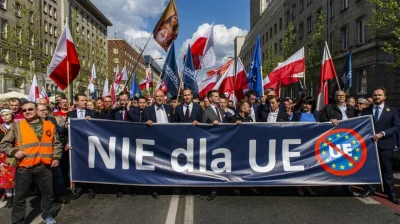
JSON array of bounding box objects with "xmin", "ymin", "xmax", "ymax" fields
[{"xmin": 0, "ymin": 86, "xmax": 399, "ymax": 224}]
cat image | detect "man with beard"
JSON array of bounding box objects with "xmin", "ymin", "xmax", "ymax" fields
[
  {"xmin": 360, "ymin": 87, "xmax": 400, "ymax": 204},
  {"xmin": 96, "ymin": 98, "xmax": 103, "ymax": 110},
  {"xmin": 99, "ymin": 96, "xmax": 113, "ymax": 119},
  {"xmin": 54, "ymin": 98, "xmax": 69, "ymax": 118},
  {"xmin": 230, "ymin": 100, "xmax": 253, "ymax": 124},
  {"xmin": 108, "ymin": 92, "xmax": 140, "ymax": 122}
]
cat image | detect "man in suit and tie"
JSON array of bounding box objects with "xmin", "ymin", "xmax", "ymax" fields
[
  {"xmin": 360, "ymin": 87, "xmax": 400, "ymax": 204},
  {"xmin": 246, "ymin": 90, "xmax": 259, "ymax": 122},
  {"xmin": 144, "ymin": 90, "xmax": 174, "ymax": 126},
  {"xmin": 175, "ymin": 88, "xmax": 202, "ymax": 125},
  {"xmin": 136, "ymin": 96, "xmax": 147, "ymax": 122},
  {"xmin": 201, "ymin": 90, "xmax": 226, "ymax": 125},
  {"xmin": 65, "ymin": 94, "xmax": 97, "ymax": 200},
  {"xmin": 108, "ymin": 92, "xmax": 140, "ymax": 122}
]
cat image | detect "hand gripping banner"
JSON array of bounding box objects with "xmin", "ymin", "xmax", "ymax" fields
[{"xmin": 69, "ymin": 116, "xmax": 382, "ymax": 187}]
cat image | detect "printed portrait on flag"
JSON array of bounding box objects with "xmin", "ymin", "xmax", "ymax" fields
[{"xmin": 153, "ymin": 0, "xmax": 179, "ymax": 51}]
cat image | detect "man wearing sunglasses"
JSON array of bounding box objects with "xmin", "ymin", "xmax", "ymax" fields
[
  {"xmin": 356, "ymin": 98, "xmax": 369, "ymax": 116},
  {"xmin": 0, "ymin": 101, "xmax": 62, "ymax": 224}
]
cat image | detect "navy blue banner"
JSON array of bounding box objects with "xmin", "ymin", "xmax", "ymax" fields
[{"xmin": 69, "ymin": 116, "xmax": 382, "ymax": 186}]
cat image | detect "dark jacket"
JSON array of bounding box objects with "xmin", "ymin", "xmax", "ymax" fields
[
  {"xmin": 361, "ymin": 105, "xmax": 400, "ymax": 149},
  {"xmin": 175, "ymin": 103, "xmax": 202, "ymax": 123},
  {"xmin": 292, "ymin": 111, "xmax": 320, "ymax": 122},
  {"xmin": 45, "ymin": 116, "xmax": 66, "ymax": 136},
  {"xmin": 201, "ymin": 105, "xmax": 226, "ymax": 123},
  {"xmin": 143, "ymin": 104, "xmax": 174, "ymax": 123},
  {"xmin": 319, "ymin": 103, "xmax": 357, "ymax": 122},
  {"xmin": 230, "ymin": 113, "xmax": 254, "ymax": 123},
  {"xmin": 258, "ymin": 101, "xmax": 286, "ymax": 122},
  {"xmin": 107, "ymin": 106, "xmax": 140, "ymax": 122}
]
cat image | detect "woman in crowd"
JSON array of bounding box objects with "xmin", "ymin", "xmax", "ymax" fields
[
  {"xmin": 292, "ymin": 97, "xmax": 318, "ymax": 196},
  {"xmin": 0, "ymin": 109, "xmax": 16, "ymax": 209}
]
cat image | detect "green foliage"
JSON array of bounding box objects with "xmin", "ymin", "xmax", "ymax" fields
[
  {"xmin": 368, "ymin": 0, "xmax": 400, "ymax": 67},
  {"xmin": 307, "ymin": 12, "xmax": 326, "ymax": 70},
  {"xmin": 281, "ymin": 22, "xmax": 297, "ymax": 58},
  {"xmin": 262, "ymin": 45, "xmax": 282, "ymax": 77}
]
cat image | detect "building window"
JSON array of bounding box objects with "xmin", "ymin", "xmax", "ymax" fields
[
  {"xmin": 54, "ymin": 27, "xmax": 57, "ymax": 37},
  {"xmin": 292, "ymin": 4, "xmax": 296, "ymax": 19},
  {"xmin": 82, "ymin": 27, "xmax": 84, "ymax": 36},
  {"xmin": 307, "ymin": 0, "xmax": 313, "ymax": 5},
  {"xmin": 270, "ymin": 28, "xmax": 272, "ymax": 38},
  {"xmin": 329, "ymin": 0, "xmax": 334, "ymax": 18},
  {"xmin": 113, "ymin": 48, "xmax": 118, "ymax": 54},
  {"xmin": 54, "ymin": 9, "xmax": 57, "ymax": 20},
  {"xmin": 329, "ymin": 32, "xmax": 334, "ymax": 49},
  {"xmin": 49, "ymin": 24, "xmax": 53, "ymax": 35},
  {"xmin": 0, "ymin": 0, "xmax": 6, "ymax": 10},
  {"xmin": 279, "ymin": 39, "xmax": 283, "ymax": 53},
  {"xmin": 279, "ymin": 18, "xmax": 283, "ymax": 30},
  {"xmin": 76, "ymin": 22, "xmax": 79, "ymax": 32},
  {"xmin": 17, "ymin": 26, "xmax": 22, "ymax": 44},
  {"xmin": 300, "ymin": 0, "xmax": 304, "ymax": 12},
  {"xmin": 356, "ymin": 69, "xmax": 367, "ymax": 94},
  {"xmin": 274, "ymin": 43, "xmax": 278, "ymax": 54},
  {"xmin": 30, "ymin": 34, "xmax": 34, "ymax": 47},
  {"xmin": 49, "ymin": 5, "xmax": 53, "ymax": 17},
  {"xmin": 44, "ymin": 21, "xmax": 48, "ymax": 33},
  {"xmin": 307, "ymin": 16, "xmax": 312, "ymax": 33},
  {"xmin": 0, "ymin": 19, "xmax": 8, "ymax": 40},
  {"xmin": 299, "ymin": 22, "xmax": 304, "ymax": 39},
  {"xmin": 357, "ymin": 18, "xmax": 365, "ymax": 44},
  {"xmin": 342, "ymin": 0, "xmax": 349, "ymax": 10},
  {"xmin": 274, "ymin": 23, "xmax": 277, "ymax": 35},
  {"xmin": 266, "ymin": 32, "xmax": 268, "ymax": 42},
  {"xmin": 286, "ymin": 10, "xmax": 290, "ymax": 26},
  {"xmin": 87, "ymin": 30, "xmax": 90, "ymax": 39},
  {"xmin": 45, "ymin": 41, "xmax": 49, "ymax": 55},
  {"xmin": 15, "ymin": 3, "xmax": 22, "ymax": 17},
  {"xmin": 341, "ymin": 26, "xmax": 349, "ymax": 50},
  {"xmin": 44, "ymin": 1, "xmax": 47, "ymax": 14}
]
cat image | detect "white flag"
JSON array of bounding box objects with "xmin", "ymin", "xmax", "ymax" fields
[
  {"xmin": 102, "ymin": 78, "xmax": 109, "ymax": 97},
  {"xmin": 87, "ymin": 64, "xmax": 96, "ymax": 93}
]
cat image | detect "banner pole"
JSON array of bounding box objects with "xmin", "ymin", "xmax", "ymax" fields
[
  {"xmin": 124, "ymin": 33, "xmax": 153, "ymax": 90},
  {"xmin": 67, "ymin": 60, "xmax": 70, "ymax": 106},
  {"xmin": 335, "ymin": 75, "xmax": 342, "ymax": 91}
]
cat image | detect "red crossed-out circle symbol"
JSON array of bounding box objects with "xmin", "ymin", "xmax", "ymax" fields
[{"xmin": 315, "ymin": 128, "xmax": 367, "ymax": 176}]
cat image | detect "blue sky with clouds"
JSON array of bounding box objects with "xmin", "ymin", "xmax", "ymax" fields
[{"xmin": 91, "ymin": 0, "xmax": 250, "ymax": 72}]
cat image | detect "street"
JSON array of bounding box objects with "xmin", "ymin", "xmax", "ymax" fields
[{"xmin": 1, "ymin": 186, "xmax": 400, "ymax": 224}]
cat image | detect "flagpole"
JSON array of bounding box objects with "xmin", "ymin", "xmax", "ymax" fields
[
  {"xmin": 176, "ymin": 71, "xmax": 183, "ymax": 101},
  {"xmin": 335, "ymin": 75, "xmax": 342, "ymax": 91},
  {"xmin": 124, "ymin": 33, "xmax": 153, "ymax": 90}
]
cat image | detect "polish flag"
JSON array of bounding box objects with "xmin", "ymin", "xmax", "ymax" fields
[
  {"xmin": 47, "ymin": 23, "xmax": 80, "ymax": 90},
  {"xmin": 28, "ymin": 75, "xmax": 39, "ymax": 102},
  {"xmin": 145, "ymin": 68, "xmax": 153, "ymax": 91},
  {"xmin": 102, "ymin": 78, "xmax": 109, "ymax": 98},
  {"xmin": 114, "ymin": 65, "xmax": 123, "ymax": 93},
  {"xmin": 235, "ymin": 58, "xmax": 248, "ymax": 100},
  {"xmin": 214, "ymin": 59, "xmax": 235, "ymax": 98},
  {"xmin": 40, "ymin": 86, "xmax": 50, "ymax": 104},
  {"xmin": 198, "ymin": 74, "xmax": 217, "ymax": 98},
  {"xmin": 316, "ymin": 42, "xmax": 338, "ymax": 111},
  {"xmin": 206, "ymin": 58, "xmax": 234, "ymax": 77},
  {"xmin": 110, "ymin": 82, "xmax": 116, "ymax": 105},
  {"xmin": 187, "ymin": 24, "xmax": 216, "ymax": 70},
  {"xmin": 139, "ymin": 78, "xmax": 147, "ymax": 90},
  {"xmin": 263, "ymin": 47, "xmax": 305, "ymax": 90},
  {"xmin": 87, "ymin": 64, "xmax": 96, "ymax": 93}
]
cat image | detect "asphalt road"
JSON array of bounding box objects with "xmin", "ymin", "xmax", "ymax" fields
[{"xmin": 1, "ymin": 187, "xmax": 400, "ymax": 224}]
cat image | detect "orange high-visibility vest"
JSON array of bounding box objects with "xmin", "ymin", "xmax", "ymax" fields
[{"xmin": 17, "ymin": 119, "xmax": 55, "ymax": 167}]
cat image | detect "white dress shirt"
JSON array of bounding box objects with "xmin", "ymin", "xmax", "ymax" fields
[
  {"xmin": 155, "ymin": 105, "xmax": 169, "ymax": 123},
  {"xmin": 250, "ymin": 105, "xmax": 256, "ymax": 121},
  {"xmin": 338, "ymin": 104, "xmax": 348, "ymax": 120},
  {"xmin": 76, "ymin": 109, "xmax": 85, "ymax": 119},
  {"xmin": 267, "ymin": 108, "xmax": 279, "ymax": 123}
]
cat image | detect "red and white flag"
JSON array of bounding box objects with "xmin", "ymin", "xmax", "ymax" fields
[
  {"xmin": 40, "ymin": 86, "xmax": 50, "ymax": 104},
  {"xmin": 145, "ymin": 68, "xmax": 153, "ymax": 91},
  {"xmin": 102, "ymin": 78, "xmax": 109, "ymax": 98},
  {"xmin": 213, "ymin": 60, "xmax": 235, "ymax": 98},
  {"xmin": 47, "ymin": 23, "xmax": 80, "ymax": 90},
  {"xmin": 139, "ymin": 78, "xmax": 147, "ymax": 90},
  {"xmin": 87, "ymin": 63, "xmax": 96, "ymax": 93},
  {"xmin": 263, "ymin": 47, "xmax": 305, "ymax": 90},
  {"xmin": 28, "ymin": 75, "xmax": 39, "ymax": 102},
  {"xmin": 113, "ymin": 65, "xmax": 123, "ymax": 93},
  {"xmin": 316, "ymin": 42, "xmax": 338, "ymax": 111},
  {"xmin": 189, "ymin": 24, "xmax": 216, "ymax": 70},
  {"xmin": 206, "ymin": 58, "xmax": 234, "ymax": 77},
  {"xmin": 110, "ymin": 82, "xmax": 116, "ymax": 105},
  {"xmin": 121, "ymin": 65, "xmax": 129, "ymax": 81},
  {"xmin": 235, "ymin": 58, "xmax": 248, "ymax": 100},
  {"xmin": 198, "ymin": 74, "xmax": 217, "ymax": 98}
]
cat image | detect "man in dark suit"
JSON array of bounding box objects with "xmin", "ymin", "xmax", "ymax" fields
[
  {"xmin": 201, "ymin": 90, "xmax": 226, "ymax": 124},
  {"xmin": 260, "ymin": 96, "xmax": 289, "ymax": 122},
  {"xmin": 108, "ymin": 92, "xmax": 140, "ymax": 122},
  {"xmin": 143, "ymin": 90, "xmax": 174, "ymax": 125},
  {"xmin": 246, "ymin": 90, "xmax": 260, "ymax": 122},
  {"xmin": 320, "ymin": 90, "xmax": 357, "ymax": 125},
  {"xmin": 65, "ymin": 93, "xmax": 97, "ymax": 200},
  {"xmin": 360, "ymin": 87, "xmax": 400, "ymax": 204},
  {"xmin": 136, "ymin": 96, "xmax": 147, "ymax": 122},
  {"xmin": 175, "ymin": 88, "xmax": 202, "ymax": 125}
]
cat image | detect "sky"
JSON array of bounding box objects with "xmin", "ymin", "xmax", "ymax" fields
[{"xmin": 91, "ymin": 0, "xmax": 250, "ymax": 78}]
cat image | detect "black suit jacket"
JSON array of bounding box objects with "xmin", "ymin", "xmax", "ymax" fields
[
  {"xmin": 175, "ymin": 103, "xmax": 202, "ymax": 123},
  {"xmin": 319, "ymin": 103, "xmax": 357, "ymax": 122},
  {"xmin": 259, "ymin": 108, "xmax": 290, "ymax": 122},
  {"xmin": 66, "ymin": 108, "xmax": 96, "ymax": 119},
  {"xmin": 258, "ymin": 101, "xmax": 286, "ymax": 122},
  {"xmin": 143, "ymin": 104, "xmax": 174, "ymax": 123},
  {"xmin": 361, "ymin": 104, "xmax": 400, "ymax": 149},
  {"xmin": 251, "ymin": 104, "xmax": 260, "ymax": 122}
]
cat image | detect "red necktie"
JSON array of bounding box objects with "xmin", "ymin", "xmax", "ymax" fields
[
  {"xmin": 123, "ymin": 110, "xmax": 127, "ymax": 121},
  {"xmin": 215, "ymin": 107, "xmax": 221, "ymax": 122}
]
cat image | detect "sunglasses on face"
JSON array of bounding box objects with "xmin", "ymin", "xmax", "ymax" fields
[
  {"xmin": 357, "ymin": 102, "xmax": 365, "ymax": 105},
  {"xmin": 22, "ymin": 108, "xmax": 35, "ymax": 112}
]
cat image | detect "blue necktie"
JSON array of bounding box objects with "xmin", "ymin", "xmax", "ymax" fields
[{"xmin": 374, "ymin": 106, "xmax": 380, "ymax": 122}]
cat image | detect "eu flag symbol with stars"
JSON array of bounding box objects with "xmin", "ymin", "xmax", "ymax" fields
[
  {"xmin": 183, "ymin": 44, "xmax": 199, "ymax": 97},
  {"xmin": 130, "ymin": 72, "xmax": 142, "ymax": 99},
  {"xmin": 161, "ymin": 41, "xmax": 180, "ymax": 99},
  {"xmin": 247, "ymin": 34, "xmax": 263, "ymax": 97}
]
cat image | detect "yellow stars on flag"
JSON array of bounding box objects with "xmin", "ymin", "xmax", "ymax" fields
[
  {"xmin": 355, "ymin": 148, "xmax": 360, "ymax": 152},
  {"xmin": 352, "ymin": 139, "xmax": 357, "ymax": 145},
  {"xmin": 336, "ymin": 134, "xmax": 341, "ymax": 138},
  {"xmin": 340, "ymin": 165, "xmax": 345, "ymax": 170},
  {"xmin": 325, "ymin": 158, "xmax": 331, "ymax": 163},
  {"xmin": 323, "ymin": 142, "xmax": 328, "ymax": 147},
  {"xmin": 345, "ymin": 135, "xmax": 349, "ymax": 139},
  {"xmin": 353, "ymin": 156, "xmax": 359, "ymax": 161},
  {"xmin": 348, "ymin": 162, "xmax": 353, "ymax": 167},
  {"xmin": 332, "ymin": 164, "xmax": 336, "ymax": 168},
  {"xmin": 322, "ymin": 150, "xmax": 327, "ymax": 155},
  {"xmin": 328, "ymin": 137, "xmax": 333, "ymax": 141}
]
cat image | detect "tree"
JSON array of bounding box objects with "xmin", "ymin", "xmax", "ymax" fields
[
  {"xmin": 262, "ymin": 45, "xmax": 282, "ymax": 78},
  {"xmin": 368, "ymin": 0, "xmax": 400, "ymax": 67},
  {"xmin": 281, "ymin": 22, "xmax": 297, "ymax": 58}
]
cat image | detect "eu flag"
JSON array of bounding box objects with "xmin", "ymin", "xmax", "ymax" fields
[
  {"xmin": 129, "ymin": 72, "xmax": 142, "ymax": 99},
  {"xmin": 161, "ymin": 41, "xmax": 180, "ymax": 99},
  {"xmin": 183, "ymin": 44, "xmax": 199, "ymax": 96},
  {"xmin": 247, "ymin": 34, "xmax": 263, "ymax": 97},
  {"xmin": 340, "ymin": 50, "xmax": 352, "ymax": 92}
]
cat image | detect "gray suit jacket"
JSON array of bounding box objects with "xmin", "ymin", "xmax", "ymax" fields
[{"xmin": 201, "ymin": 106, "xmax": 226, "ymax": 123}]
